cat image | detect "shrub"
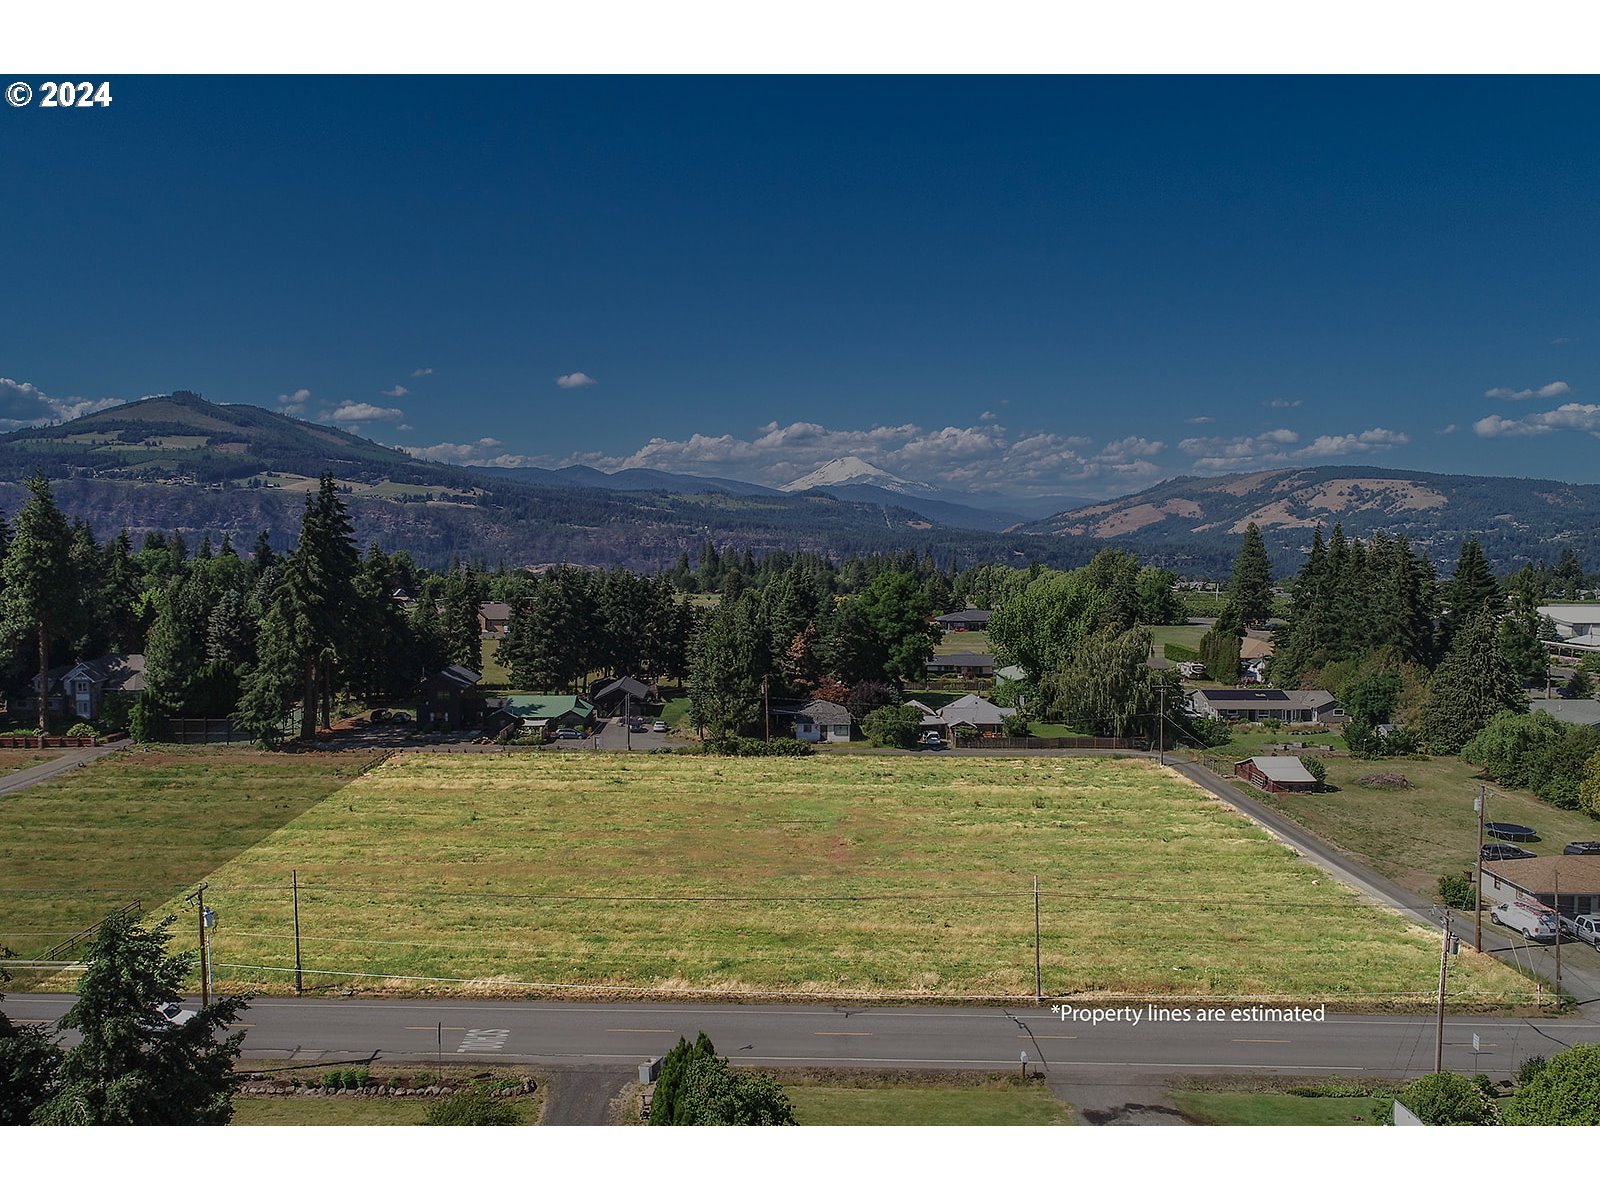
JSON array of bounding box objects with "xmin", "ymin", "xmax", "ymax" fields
[
  {"xmin": 1184, "ymin": 715, "xmax": 1234, "ymax": 748},
  {"xmin": 1000, "ymin": 713, "xmax": 1031, "ymax": 738},
  {"xmin": 65, "ymin": 723, "xmax": 97, "ymax": 739},
  {"xmin": 844, "ymin": 680, "xmax": 897, "ymax": 720},
  {"xmin": 861, "ymin": 704, "xmax": 921, "ymax": 749},
  {"xmin": 648, "ymin": 1032, "xmax": 796, "ymax": 1126},
  {"xmin": 1504, "ymin": 1043, "xmax": 1600, "ymax": 1125},
  {"xmin": 703, "ymin": 736, "xmax": 813, "ymax": 757},
  {"xmin": 1299, "ymin": 756, "xmax": 1326, "ymax": 787},
  {"xmin": 423, "ymin": 1087, "xmax": 523, "ymax": 1125},
  {"xmin": 1393, "ymin": 1072, "xmax": 1501, "ymax": 1125},
  {"xmin": 1437, "ymin": 873, "xmax": 1476, "ymax": 909},
  {"xmin": 1515, "ymin": 1056, "xmax": 1547, "ymax": 1089}
]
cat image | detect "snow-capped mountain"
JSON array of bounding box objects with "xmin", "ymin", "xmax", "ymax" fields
[{"xmin": 778, "ymin": 456, "xmax": 941, "ymax": 496}]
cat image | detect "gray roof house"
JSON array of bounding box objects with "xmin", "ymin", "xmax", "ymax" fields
[
  {"xmin": 774, "ymin": 699, "xmax": 853, "ymax": 744},
  {"xmin": 1189, "ymin": 688, "xmax": 1346, "ymax": 725},
  {"xmin": 934, "ymin": 608, "xmax": 991, "ymax": 631},
  {"xmin": 8, "ymin": 653, "xmax": 146, "ymax": 722},
  {"xmin": 1529, "ymin": 698, "xmax": 1600, "ymax": 729},
  {"xmin": 933, "ymin": 693, "xmax": 1017, "ymax": 734},
  {"xmin": 926, "ymin": 652, "xmax": 996, "ymax": 678}
]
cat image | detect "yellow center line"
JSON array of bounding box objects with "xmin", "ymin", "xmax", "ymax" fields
[
  {"xmin": 606, "ymin": 1028, "xmax": 677, "ymax": 1034},
  {"xmin": 1232, "ymin": 1038, "xmax": 1291, "ymax": 1043},
  {"xmin": 814, "ymin": 1031, "xmax": 873, "ymax": 1037}
]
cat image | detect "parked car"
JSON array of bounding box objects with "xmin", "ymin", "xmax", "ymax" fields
[
  {"xmin": 159, "ymin": 1001, "xmax": 196, "ymax": 1026},
  {"xmin": 390, "ymin": 712, "xmax": 412, "ymax": 724},
  {"xmin": 370, "ymin": 708, "xmax": 391, "ymax": 722},
  {"xmin": 1480, "ymin": 843, "xmax": 1537, "ymax": 861},
  {"xmin": 650, "ymin": 720, "xmax": 669, "ymax": 733},
  {"xmin": 919, "ymin": 731, "xmax": 946, "ymax": 749},
  {"xmin": 1563, "ymin": 841, "xmax": 1600, "ymax": 856},
  {"xmin": 1490, "ymin": 900, "xmax": 1558, "ymax": 941},
  {"xmin": 1558, "ymin": 913, "xmax": 1600, "ymax": 947},
  {"xmin": 629, "ymin": 719, "xmax": 646, "ymax": 732},
  {"xmin": 555, "ymin": 727, "xmax": 585, "ymax": 740}
]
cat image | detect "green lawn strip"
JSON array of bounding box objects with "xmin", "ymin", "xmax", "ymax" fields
[
  {"xmin": 0, "ymin": 748, "xmax": 382, "ymax": 967},
  {"xmin": 0, "ymin": 750, "xmax": 64, "ymax": 775},
  {"xmin": 230, "ymin": 1096, "xmax": 539, "ymax": 1126},
  {"xmin": 173, "ymin": 755, "xmax": 1535, "ymax": 1007},
  {"xmin": 1150, "ymin": 624, "xmax": 1206, "ymax": 654},
  {"xmin": 1169, "ymin": 1088, "xmax": 1388, "ymax": 1126},
  {"xmin": 934, "ymin": 630, "xmax": 992, "ymax": 656},
  {"xmin": 785, "ymin": 1079, "xmax": 1071, "ymax": 1125}
]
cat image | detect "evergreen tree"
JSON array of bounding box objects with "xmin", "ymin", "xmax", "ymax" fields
[
  {"xmin": 1417, "ymin": 608, "xmax": 1525, "ymax": 754},
  {"xmin": 1226, "ymin": 523, "xmax": 1274, "ymax": 625},
  {"xmin": 686, "ymin": 593, "xmax": 765, "ymax": 738},
  {"xmin": 0, "ymin": 968, "xmax": 63, "ymax": 1124},
  {"xmin": 32, "ymin": 913, "xmax": 248, "ymax": 1125},
  {"xmin": 1498, "ymin": 565, "xmax": 1549, "ymax": 683},
  {"xmin": 0, "ymin": 473, "xmax": 77, "ymax": 736},
  {"xmin": 1441, "ymin": 537, "xmax": 1501, "ymax": 651}
]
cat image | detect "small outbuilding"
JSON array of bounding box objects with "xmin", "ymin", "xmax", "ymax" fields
[{"xmin": 1234, "ymin": 755, "xmax": 1318, "ymax": 793}]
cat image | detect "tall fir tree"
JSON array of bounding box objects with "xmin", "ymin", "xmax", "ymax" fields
[
  {"xmin": 0, "ymin": 473, "xmax": 77, "ymax": 737},
  {"xmin": 1225, "ymin": 522, "xmax": 1274, "ymax": 626},
  {"xmin": 1418, "ymin": 607, "xmax": 1525, "ymax": 754},
  {"xmin": 1441, "ymin": 537, "xmax": 1501, "ymax": 652}
]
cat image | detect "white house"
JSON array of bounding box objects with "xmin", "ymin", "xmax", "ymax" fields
[
  {"xmin": 783, "ymin": 699, "xmax": 853, "ymax": 743},
  {"xmin": 1480, "ymin": 855, "xmax": 1600, "ymax": 917}
]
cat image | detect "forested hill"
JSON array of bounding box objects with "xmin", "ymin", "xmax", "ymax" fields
[
  {"xmin": 1020, "ymin": 465, "xmax": 1600, "ymax": 573},
  {"xmin": 0, "ymin": 392, "xmax": 1106, "ymax": 570}
]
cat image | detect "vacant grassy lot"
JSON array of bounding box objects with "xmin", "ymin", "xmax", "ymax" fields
[
  {"xmin": 934, "ymin": 630, "xmax": 992, "ymax": 656},
  {"xmin": 786, "ymin": 1078, "xmax": 1071, "ymax": 1125},
  {"xmin": 0, "ymin": 749, "xmax": 62, "ymax": 775},
  {"xmin": 1222, "ymin": 750, "xmax": 1600, "ymax": 895},
  {"xmin": 178, "ymin": 754, "xmax": 1532, "ymax": 1008},
  {"xmin": 1151, "ymin": 624, "xmax": 1206, "ymax": 654},
  {"xmin": 230, "ymin": 1096, "xmax": 539, "ymax": 1125},
  {"xmin": 1169, "ymin": 1088, "xmax": 1386, "ymax": 1126},
  {"xmin": 0, "ymin": 749, "xmax": 381, "ymax": 969}
]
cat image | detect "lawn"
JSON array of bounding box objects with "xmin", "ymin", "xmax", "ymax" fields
[
  {"xmin": 168, "ymin": 754, "xmax": 1534, "ymax": 1008},
  {"xmin": 1211, "ymin": 748, "xmax": 1600, "ymax": 895},
  {"xmin": 1169, "ymin": 1087, "xmax": 1387, "ymax": 1126},
  {"xmin": 0, "ymin": 749, "xmax": 62, "ymax": 775},
  {"xmin": 0, "ymin": 749, "xmax": 382, "ymax": 971},
  {"xmin": 478, "ymin": 639, "xmax": 511, "ymax": 691},
  {"xmin": 785, "ymin": 1078, "xmax": 1071, "ymax": 1125},
  {"xmin": 1150, "ymin": 624, "xmax": 1206, "ymax": 654},
  {"xmin": 934, "ymin": 630, "xmax": 992, "ymax": 656}
]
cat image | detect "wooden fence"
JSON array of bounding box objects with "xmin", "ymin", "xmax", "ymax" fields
[
  {"xmin": 0, "ymin": 735, "xmax": 98, "ymax": 748},
  {"xmin": 952, "ymin": 735, "xmax": 1150, "ymax": 751}
]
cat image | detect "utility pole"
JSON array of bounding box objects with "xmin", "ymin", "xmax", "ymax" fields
[
  {"xmin": 292, "ymin": 870, "xmax": 303, "ymax": 995},
  {"xmin": 1474, "ymin": 787, "xmax": 1485, "ymax": 951},
  {"xmin": 186, "ymin": 882, "xmax": 210, "ymax": 1008},
  {"xmin": 1554, "ymin": 867, "xmax": 1562, "ymax": 998},
  {"xmin": 1156, "ymin": 683, "xmax": 1166, "ymax": 765},
  {"xmin": 1434, "ymin": 909, "xmax": 1453, "ymax": 1074},
  {"xmin": 762, "ymin": 675, "xmax": 770, "ymax": 743},
  {"xmin": 1033, "ymin": 874, "xmax": 1042, "ymax": 1002},
  {"xmin": 624, "ymin": 694, "xmax": 631, "ymax": 752}
]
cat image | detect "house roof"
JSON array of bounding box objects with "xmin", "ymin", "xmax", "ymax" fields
[
  {"xmin": 1482, "ymin": 855, "xmax": 1600, "ymax": 896},
  {"xmin": 935, "ymin": 608, "xmax": 991, "ymax": 623},
  {"xmin": 503, "ymin": 694, "xmax": 594, "ymax": 721},
  {"xmin": 478, "ymin": 601, "xmax": 513, "ymax": 621},
  {"xmin": 1240, "ymin": 756, "xmax": 1318, "ymax": 784},
  {"xmin": 783, "ymin": 699, "xmax": 851, "ymax": 725},
  {"xmin": 906, "ymin": 699, "xmax": 938, "ymax": 716},
  {"xmin": 1529, "ymin": 699, "xmax": 1600, "ymax": 729},
  {"xmin": 937, "ymin": 693, "xmax": 1016, "ymax": 726},
  {"xmin": 594, "ymin": 675, "xmax": 650, "ymax": 702},
  {"xmin": 1240, "ymin": 636, "xmax": 1275, "ymax": 659},
  {"xmin": 995, "ymin": 665, "xmax": 1027, "ymax": 682},
  {"xmin": 1199, "ymin": 688, "xmax": 1335, "ymax": 709},
  {"xmin": 53, "ymin": 653, "xmax": 146, "ymax": 694},
  {"xmin": 427, "ymin": 665, "xmax": 483, "ymax": 689},
  {"xmin": 927, "ymin": 653, "xmax": 995, "ymax": 668},
  {"xmin": 1538, "ymin": 604, "xmax": 1600, "ymax": 626}
]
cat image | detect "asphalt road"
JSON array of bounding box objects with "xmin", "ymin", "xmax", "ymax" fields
[
  {"xmin": 0, "ymin": 741, "xmax": 126, "ymax": 797},
  {"xmin": 7, "ymin": 993, "xmax": 1596, "ymax": 1082}
]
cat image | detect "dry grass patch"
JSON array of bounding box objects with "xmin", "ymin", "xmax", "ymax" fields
[{"xmin": 173, "ymin": 754, "xmax": 1539, "ymax": 1010}]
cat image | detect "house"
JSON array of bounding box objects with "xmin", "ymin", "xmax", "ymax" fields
[
  {"xmin": 995, "ymin": 665, "xmax": 1027, "ymax": 684},
  {"xmin": 8, "ymin": 653, "xmax": 146, "ymax": 722},
  {"xmin": 1234, "ymin": 756, "xmax": 1319, "ymax": 793},
  {"xmin": 477, "ymin": 601, "xmax": 513, "ymax": 638},
  {"xmin": 934, "ymin": 608, "xmax": 991, "ymax": 632},
  {"xmin": 502, "ymin": 694, "xmax": 596, "ymax": 739},
  {"xmin": 416, "ymin": 664, "xmax": 484, "ymax": 729},
  {"xmin": 1480, "ymin": 855, "xmax": 1600, "ymax": 917},
  {"xmin": 1189, "ymin": 688, "xmax": 1346, "ymax": 726},
  {"xmin": 1537, "ymin": 604, "xmax": 1600, "ymax": 655},
  {"xmin": 1529, "ymin": 698, "xmax": 1600, "ymax": 730},
  {"xmin": 926, "ymin": 652, "xmax": 995, "ymax": 679},
  {"xmin": 1242, "ymin": 658, "xmax": 1272, "ymax": 684},
  {"xmin": 931, "ymin": 693, "xmax": 1017, "ymax": 736},
  {"xmin": 774, "ymin": 699, "xmax": 853, "ymax": 743},
  {"xmin": 592, "ymin": 675, "xmax": 652, "ymax": 717}
]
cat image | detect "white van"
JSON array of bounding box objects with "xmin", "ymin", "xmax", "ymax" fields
[{"xmin": 1490, "ymin": 900, "xmax": 1558, "ymax": 942}]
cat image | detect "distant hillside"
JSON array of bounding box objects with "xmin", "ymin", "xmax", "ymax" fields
[
  {"xmin": 468, "ymin": 462, "xmax": 781, "ymax": 497},
  {"xmin": 0, "ymin": 392, "xmax": 1104, "ymax": 570},
  {"xmin": 1018, "ymin": 465, "xmax": 1600, "ymax": 573}
]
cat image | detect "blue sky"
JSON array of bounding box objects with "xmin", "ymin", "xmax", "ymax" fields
[{"xmin": 3, "ymin": 75, "xmax": 1597, "ymax": 499}]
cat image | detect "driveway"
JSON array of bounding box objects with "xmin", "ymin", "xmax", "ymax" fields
[{"xmin": 0, "ymin": 740, "xmax": 127, "ymax": 797}]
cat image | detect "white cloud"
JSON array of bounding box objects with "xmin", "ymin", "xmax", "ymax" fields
[
  {"xmin": 1266, "ymin": 398, "xmax": 1301, "ymax": 409},
  {"xmin": 555, "ymin": 372, "xmax": 597, "ymax": 389},
  {"xmin": 561, "ymin": 419, "xmax": 1152, "ymax": 495},
  {"xmin": 400, "ymin": 438, "xmax": 543, "ymax": 468},
  {"xmin": 1098, "ymin": 436, "xmax": 1165, "ymax": 462},
  {"xmin": 380, "ymin": 385, "xmax": 409, "ymax": 398},
  {"xmin": 979, "ymin": 410, "xmax": 998, "ymax": 421},
  {"xmin": 397, "ymin": 423, "xmax": 413, "ymax": 431},
  {"xmin": 324, "ymin": 402, "xmax": 404, "ymax": 424},
  {"xmin": 1185, "ymin": 415, "xmax": 1215, "ymax": 424},
  {"xmin": 1474, "ymin": 403, "xmax": 1600, "ymax": 438},
  {"xmin": 0, "ymin": 377, "xmax": 123, "ymax": 430},
  {"xmin": 1178, "ymin": 426, "xmax": 1410, "ymax": 472},
  {"xmin": 1439, "ymin": 424, "xmax": 1458, "ymax": 434},
  {"xmin": 1484, "ymin": 380, "xmax": 1570, "ymax": 402},
  {"xmin": 276, "ymin": 387, "xmax": 312, "ymax": 414},
  {"xmin": 410, "ymin": 367, "xmax": 434, "ymax": 378}
]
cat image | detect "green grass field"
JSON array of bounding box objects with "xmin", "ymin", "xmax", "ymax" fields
[
  {"xmin": 0, "ymin": 749, "xmax": 61, "ymax": 775},
  {"xmin": 1168, "ymin": 1087, "xmax": 1386, "ymax": 1126},
  {"xmin": 0, "ymin": 749, "xmax": 381, "ymax": 969},
  {"xmin": 1150, "ymin": 624, "xmax": 1206, "ymax": 654},
  {"xmin": 934, "ymin": 630, "xmax": 992, "ymax": 655},
  {"xmin": 153, "ymin": 753, "xmax": 1536, "ymax": 1008},
  {"xmin": 785, "ymin": 1079, "xmax": 1071, "ymax": 1125},
  {"xmin": 230, "ymin": 1096, "xmax": 539, "ymax": 1125}
]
